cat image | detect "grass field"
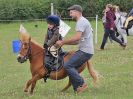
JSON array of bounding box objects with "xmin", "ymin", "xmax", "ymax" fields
[{"xmin": 0, "ymin": 20, "xmax": 133, "ymax": 99}]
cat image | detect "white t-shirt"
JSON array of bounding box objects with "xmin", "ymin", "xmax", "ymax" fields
[{"xmin": 76, "ymin": 16, "xmax": 94, "ymax": 54}]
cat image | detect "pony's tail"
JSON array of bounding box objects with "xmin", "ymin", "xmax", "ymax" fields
[{"xmin": 86, "ymin": 61, "xmax": 99, "ymax": 88}]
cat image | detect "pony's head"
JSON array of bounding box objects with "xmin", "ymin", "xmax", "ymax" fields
[{"xmin": 17, "ymin": 25, "xmax": 31, "ymax": 63}]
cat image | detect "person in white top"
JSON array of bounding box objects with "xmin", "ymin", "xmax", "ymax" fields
[{"xmin": 56, "ymin": 4, "xmax": 94, "ymax": 94}]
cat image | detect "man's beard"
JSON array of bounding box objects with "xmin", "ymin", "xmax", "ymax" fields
[{"xmin": 71, "ymin": 16, "xmax": 77, "ymax": 21}]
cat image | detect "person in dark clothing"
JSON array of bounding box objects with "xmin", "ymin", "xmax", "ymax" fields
[
  {"xmin": 102, "ymin": 9, "xmax": 113, "ymax": 43},
  {"xmin": 100, "ymin": 4, "xmax": 126, "ymax": 50},
  {"xmin": 43, "ymin": 15, "xmax": 63, "ymax": 74}
]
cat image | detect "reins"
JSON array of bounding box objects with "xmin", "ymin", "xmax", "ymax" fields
[{"xmin": 23, "ymin": 41, "xmax": 44, "ymax": 60}]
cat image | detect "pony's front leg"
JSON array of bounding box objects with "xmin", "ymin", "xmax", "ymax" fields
[
  {"xmin": 30, "ymin": 81, "xmax": 36, "ymax": 94},
  {"xmin": 24, "ymin": 79, "xmax": 32, "ymax": 92},
  {"xmin": 29, "ymin": 74, "xmax": 41, "ymax": 94},
  {"xmin": 24, "ymin": 74, "xmax": 39, "ymax": 93}
]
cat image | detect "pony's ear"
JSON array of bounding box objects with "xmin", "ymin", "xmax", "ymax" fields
[
  {"xmin": 19, "ymin": 24, "xmax": 27, "ymax": 33},
  {"xmin": 19, "ymin": 24, "xmax": 30, "ymax": 42}
]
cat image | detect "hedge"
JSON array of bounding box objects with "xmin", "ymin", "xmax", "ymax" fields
[{"xmin": 0, "ymin": 0, "xmax": 132, "ymax": 20}]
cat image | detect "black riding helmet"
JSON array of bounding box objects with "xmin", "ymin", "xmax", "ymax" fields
[{"xmin": 46, "ymin": 15, "xmax": 60, "ymax": 26}]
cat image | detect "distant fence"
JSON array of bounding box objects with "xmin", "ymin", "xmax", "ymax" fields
[{"xmin": 0, "ymin": 15, "xmax": 101, "ymax": 44}]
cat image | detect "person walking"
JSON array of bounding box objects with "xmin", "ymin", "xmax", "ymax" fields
[{"xmin": 100, "ymin": 4, "xmax": 126, "ymax": 50}]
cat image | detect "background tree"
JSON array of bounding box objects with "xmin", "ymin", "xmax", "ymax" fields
[{"xmin": 0, "ymin": 0, "xmax": 132, "ymax": 20}]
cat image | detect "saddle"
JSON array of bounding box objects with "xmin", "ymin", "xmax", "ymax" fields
[{"xmin": 43, "ymin": 47, "xmax": 68, "ymax": 82}]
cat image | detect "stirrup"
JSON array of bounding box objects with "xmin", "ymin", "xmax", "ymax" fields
[
  {"xmin": 43, "ymin": 73, "xmax": 50, "ymax": 82},
  {"xmin": 43, "ymin": 69, "xmax": 51, "ymax": 82}
]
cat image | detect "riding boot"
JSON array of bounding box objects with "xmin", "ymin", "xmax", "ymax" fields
[{"xmin": 43, "ymin": 65, "xmax": 52, "ymax": 82}]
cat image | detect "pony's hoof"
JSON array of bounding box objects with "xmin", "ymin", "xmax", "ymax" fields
[
  {"xmin": 29, "ymin": 92, "xmax": 33, "ymax": 95},
  {"xmin": 24, "ymin": 89, "xmax": 28, "ymax": 92},
  {"xmin": 93, "ymin": 82, "xmax": 97, "ymax": 88},
  {"xmin": 61, "ymin": 89, "xmax": 66, "ymax": 92}
]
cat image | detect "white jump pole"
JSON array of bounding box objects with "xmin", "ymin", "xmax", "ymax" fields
[
  {"xmin": 95, "ymin": 15, "xmax": 98, "ymax": 44},
  {"xmin": 50, "ymin": 3, "xmax": 59, "ymax": 95},
  {"xmin": 51, "ymin": 3, "xmax": 54, "ymax": 15}
]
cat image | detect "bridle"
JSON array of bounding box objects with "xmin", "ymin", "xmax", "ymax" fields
[
  {"xmin": 18, "ymin": 40, "xmax": 44, "ymax": 63},
  {"xmin": 19, "ymin": 41, "xmax": 31, "ymax": 61}
]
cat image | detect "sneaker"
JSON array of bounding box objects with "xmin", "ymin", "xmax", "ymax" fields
[
  {"xmin": 97, "ymin": 48, "xmax": 104, "ymax": 51},
  {"xmin": 76, "ymin": 83, "xmax": 88, "ymax": 94}
]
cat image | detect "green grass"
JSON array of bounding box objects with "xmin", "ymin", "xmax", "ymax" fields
[{"xmin": 0, "ymin": 20, "xmax": 133, "ymax": 99}]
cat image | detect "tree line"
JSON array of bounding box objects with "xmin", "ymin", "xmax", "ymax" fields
[{"xmin": 0, "ymin": 0, "xmax": 132, "ymax": 20}]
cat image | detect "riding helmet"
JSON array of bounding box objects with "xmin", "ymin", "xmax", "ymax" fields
[{"xmin": 46, "ymin": 15, "xmax": 60, "ymax": 26}]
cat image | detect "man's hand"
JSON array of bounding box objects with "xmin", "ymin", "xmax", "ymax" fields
[{"xmin": 56, "ymin": 40, "xmax": 64, "ymax": 47}]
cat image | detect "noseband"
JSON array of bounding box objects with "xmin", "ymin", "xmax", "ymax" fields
[{"xmin": 20, "ymin": 42, "xmax": 31, "ymax": 61}]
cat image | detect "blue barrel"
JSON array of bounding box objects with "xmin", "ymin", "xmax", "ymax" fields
[{"xmin": 12, "ymin": 40, "xmax": 21, "ymax": 53}]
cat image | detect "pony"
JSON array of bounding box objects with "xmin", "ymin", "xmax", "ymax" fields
[
  {"xmin": 17, "ymin": 25, "xmax": 98, "ymax": 94},
  {"xmin": 115, "ymin": 12, "xmax": 133, "ymax": 44}
]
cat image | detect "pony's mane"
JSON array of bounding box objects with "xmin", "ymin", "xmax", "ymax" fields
[{"xmin": 31, "ymin": 39, "xmax": 43, "ymax": 49}]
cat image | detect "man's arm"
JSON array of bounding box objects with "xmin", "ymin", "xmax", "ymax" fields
[
  {"xmin": 56, "ymin": 31, "xmax": 82, "ymax": 46},
  {"xmin": 66, "ymin": 41, "xmax": 79, "ymax": 45}
]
